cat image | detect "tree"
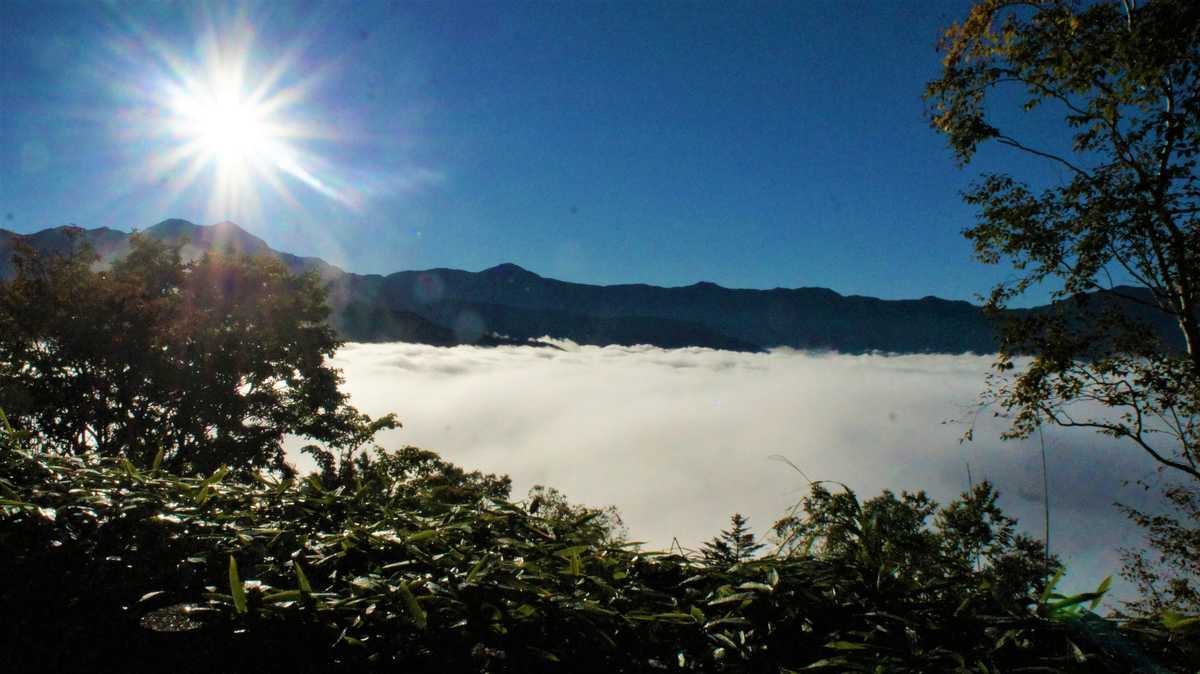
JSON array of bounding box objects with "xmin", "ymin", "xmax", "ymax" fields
[
  {"xmin": 927, "ymin": 0, "xmax": 1200, "ymax": 481},
  {"xmin": 772, "ymin": 481, "xmax": 1055, "ymax": 606},
  {"xmin": 926, "ymin": 0, "xmax": 1199, "ymax": 614},
  {"xmin": 309, "ymin": 444, "xmax": 513, "ymax": 502},
  {"xmin": 525, "ymin": 484, "xmax": 626, "ymax": 545},
  {"xmin": 0, "ymin": 230, "xmax": 396, "ymax": 475},
  {"xmin": 701, "ymin": 513, "xmax": 764, "ymax": 566},
  {"xmin": 1118, "ymin": 483, "xmax": 1200, "ymax": 614}
]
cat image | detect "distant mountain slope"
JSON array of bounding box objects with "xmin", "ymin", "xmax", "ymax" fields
[{"xmin": 0, "ymin": 219, "xmax": 1185, "ymax": 353}]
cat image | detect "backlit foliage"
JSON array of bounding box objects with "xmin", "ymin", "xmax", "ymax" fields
[{"xmin": 0, "ymin": 231, "xmax": 396, "ymax": 475}]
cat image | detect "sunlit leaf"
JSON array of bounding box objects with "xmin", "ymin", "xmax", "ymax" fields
[
  {"xmin": 228, "ymin": 556, "xmax": 247, "ymax": 614},
  {"xmin": 395, "ymin": 582, "xmax": 427, "ymax": 629}
]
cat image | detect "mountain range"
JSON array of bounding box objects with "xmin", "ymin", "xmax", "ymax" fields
[{"xmin": 0, "ymin": 219, "xmax": 1183, "ymax": 354}]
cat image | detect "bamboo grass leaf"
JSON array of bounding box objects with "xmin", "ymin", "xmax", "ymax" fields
[
  {"xmin": 824, "ymin": 641, "xmax": 870, "ymax": 651},
  {"xmin": 396, "ymin": 581, "xmax": 427, "ymax": 629},
  {"xmin": 294, "ymin": 560, "xmax": 313, "ymax": 594},
  {"xmin": 1089, "ymin": 575, "xmax": 1111, "ymax": 610},
  {"xmin": 229, "ymin": 556, "xmax": 248, "ymax": 614}
]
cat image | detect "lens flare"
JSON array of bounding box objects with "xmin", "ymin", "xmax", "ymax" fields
[
  {"xmin": 119, "ymin": 11, "xmax": 359, "ymax": 221},
  {"xmin": 187, "ymin": 94, "xmax": 269, "ymax": 164}
]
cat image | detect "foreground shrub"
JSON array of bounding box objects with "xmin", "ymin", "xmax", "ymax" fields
[{"xmin": 1, "ymin": 430, "xmax": 1195, "ymax": 672}]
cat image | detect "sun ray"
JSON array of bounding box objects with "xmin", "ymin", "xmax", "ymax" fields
[{"xmin": 107, "ymin": 7, "xmax": 358, "ymax": 219}]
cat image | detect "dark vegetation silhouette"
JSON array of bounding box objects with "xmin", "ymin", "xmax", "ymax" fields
[
  {"xmin": 1, "ymin": 0, "xmax": 1199, "ymax": 671},
  {"xmin": 700, "ymin": 514, "xmax": 765, "ymax": 567},
  {"xmin": 1, "ymin": 223, "xmax": 1194, "ymax": 673},
  {"xmin": 0, "ymin": 231, "xmax": 396, "ymax": 476},
  {"xmin": 4, "ymin": 425, "xmax": 1194, "ymax": 672},
  {"xmin": 925, "ymin": 0, "xmax": 1200, "ymax": 617}
]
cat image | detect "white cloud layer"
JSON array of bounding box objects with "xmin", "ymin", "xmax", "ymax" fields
[{"xmin": 303, "ymin": 340, "xmax": 1171, "ymax": 601}]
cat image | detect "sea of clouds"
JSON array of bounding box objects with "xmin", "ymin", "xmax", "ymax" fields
[{"xmin": 295, "ymin": 340, "xmax": 1173, "ymax": 600}]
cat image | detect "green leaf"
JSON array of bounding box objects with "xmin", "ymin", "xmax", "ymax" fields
[
  {"xmin": 555, "ymin": 545, "xmax": 591, "ymax": 558},
  {"xmin": 395, "ymin": 581, "xmax": 427, "ymax": 629},
  {"xmin": 825, "ymin": 641, "xmax": 870, "ymax": 651},
  {"xmin": 1089, "ymin": 575, "xmax": 1111, "ymax": 610},
  {"xmin": 1040, "ymin": 567, "xmax": 1065, "ymax": 605},
  {"xmin": 263, "ymin": 590, "xmax": 303, "ymax": 604},
  {"xmin": 708, "ymin": 592, "xmax": 755, "ymax": 606},
  {"xmin": 150, "ymin": 446, "xmax": 165, "ymax": 474},
  {"xmin": 1045, "ymin": 591, "xmax": 1104, "ymax": 616},
  {"xmin": 1067, "ymin": 639, "xmax": 1086, "ymax": 663},
  {"xmin": 405, "ymin": 529, "xmax": 439, "ymax": 543},
  {"xmin": 209, "ymin": 465, "xmax": 230, "ymax": 485},
  {"xmin": 196, "ymin": 466, "xmax": 230, "ymax": 505},
  {"xmin": 509, "ymin": 604, "xmax": 537, "ymax": 619},
  {"xmin": 562, "ymin": 551, "xmax": 583, "ymax": 576},
  {"xmin": 648, "ymin": 612, "xmax": 694, "ymax": 623},
  {"xmin": 293, "ymin": 561, "xmax": 313, "ymax": 594},
  {"xmin": 465, "ymin": 554, "xmax": 491, "ymax": 585},
  {"xmin": 0, "ymin": 407, "xmax": 13, "ymax": 435},
  {"xmin": 711, "ymin": 633, "xmax": 739, "ymax": 651},
  {"xmin": 705, "ymin": 617, "xmax": 752, "ymax": 629},
  {"xmin": 228, "ymin": 556, "xmax": 247, "ymax": 614},
  {"xmin": 1161, "ymin": 610, "xmax": 1200, "ymax": 632}
]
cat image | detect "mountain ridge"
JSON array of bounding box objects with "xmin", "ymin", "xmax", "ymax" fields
[{"xmin": 0, "ymin": 219, "xmax": 1182, "ymax": 353}]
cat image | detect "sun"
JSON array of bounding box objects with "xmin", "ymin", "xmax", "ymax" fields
[
  {"xmin": 170, "ymin": 81, "xmax": 276, "ymax": 171},
  {"xmin": 194, "ymin": 96, "xmax": 270, "ymax": 165},
  {"xmin": 137, "ymin": 15, "xmax": 356, "ymax": 218}
]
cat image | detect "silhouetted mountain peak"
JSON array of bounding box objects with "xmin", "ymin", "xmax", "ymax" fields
[
  {"xmin": 482, "ymin": 262, "xmax": 538, "ymax": 279},
  {"xmin": 145, "ymin": 219, "xmax": 271, "ymax": 256},
  {"xmin": 211, "ymin": 220, "xmax": 245, "ymax": 232},
  {"xmin": 146, "ymin": 218, "xmax": 199, "ymax": 237}
]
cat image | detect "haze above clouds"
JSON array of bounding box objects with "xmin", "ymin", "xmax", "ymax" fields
[{"xmin": 310, "ymin": 341, "xmax": 1167, "ymax": 598}]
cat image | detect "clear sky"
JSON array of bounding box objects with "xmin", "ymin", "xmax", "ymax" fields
[{"xmin": 1, "ymin": 0, "xmax": 1066, "ymax": 302}]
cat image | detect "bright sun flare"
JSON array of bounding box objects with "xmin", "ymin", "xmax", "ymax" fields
[
  {"xmin": 141, "ymin": 16, "xmax": 353, "ymax": 218},
  {"xmin": 191, "ymin": 95, "xmax": 270, "ymax": 164}
]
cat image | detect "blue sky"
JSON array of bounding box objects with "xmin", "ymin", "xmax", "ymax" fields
[{"xmin": 1, "ymin": 0, "xmax": 1066, "ymax": 302}]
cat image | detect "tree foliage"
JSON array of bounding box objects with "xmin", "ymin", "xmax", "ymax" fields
[
  {"xmin": 1120, "ymin": 482, "xmax": 1200, "ymax": 615},
  {"xmin": 926, "ymin": 0, "xmax": 1200, "ymax": 477},
  {"xmin": 772, "ymin": 481, "xmax": 1057, "ymax": 610},
  {"xmin": 0, "ymin": 230, "xmax": 396, "ymax": 475},
  {"xmin": 525, "ymin": 484, "xmax": 626, "ymax": 546},
  {"xmin": 926, "ymin": 0, "xmax": 1200, "ymax": 616},
  {"xmin": 699, "ymin": 513, "xmax": 764, "ymax": 567}
]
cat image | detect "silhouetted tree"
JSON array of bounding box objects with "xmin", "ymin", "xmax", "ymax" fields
[
  {"xmin": 526, "ymin": 484, "xmax": 626, "ymax": 544},
  {"xmin": 701, "ymin": 513, "xmax": 764, "ymax": 566},
  {"xmin": 1119, "ymin": 483, "xmax": 1200, "ymax": 614},
  {"xmin": 773, "ymin": 481, "xmax": 1055, "ymax": 606},
  {"xmin": 927, "ymin": 0, "xmax": 1200, "ymax": 615},
  {"xmin": 0, "ymin": 230, "xmax": 396, "ymax": 474}
]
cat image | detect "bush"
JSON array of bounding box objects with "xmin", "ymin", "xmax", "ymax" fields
[{"xmin": 2, "ymin": 420, "xmax": 1192, "ymax": 672}]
